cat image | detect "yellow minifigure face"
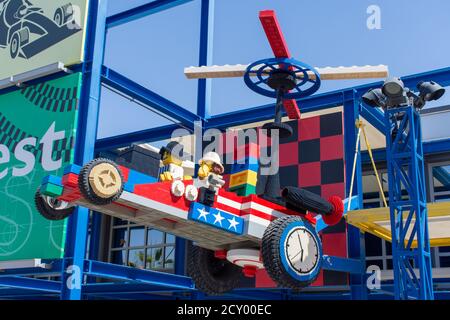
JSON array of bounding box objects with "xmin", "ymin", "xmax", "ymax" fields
[
  {"xmin": 198, "ymin": 161, "xmax": 212, "ymax": 179},
  {"xmin": 162, "ymin": 151, "xmax": 182, "ymax": 166}
]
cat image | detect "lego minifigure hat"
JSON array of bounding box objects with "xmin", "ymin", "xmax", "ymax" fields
[
  {"xmin": 159, "ymin": 141, "xmax": 184, "ymax": 159},
  {"xmin": 199, "ymin": 151, "xmax": 224, "ymax": 174}
]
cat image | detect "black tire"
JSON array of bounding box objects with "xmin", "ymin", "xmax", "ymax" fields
[
  {"xmin": 78, "ymin": 158, "xmax": 124, "ymax": 205},
  {"xmin": 187, "ymin": 243, "xmax": 242, "ymax": 295},
  {"xmin": 10, "ymin": 32, "xmax": 20, "ymax": 59},
  {"xmin": 34, "ymin": 189, "xmax": 74, "ymax": 221},
  {"xmin": 261, "ymin": 216, "xmax": 322, "ymax": 289},
  {"xmin": 54, "ymin": 9, "xmax": 63, "ymax": 26}
]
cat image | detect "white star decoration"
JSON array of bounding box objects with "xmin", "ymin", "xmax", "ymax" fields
[
  {"xmin": 197, "ymin": 208, "xmax": 209, "ymax": 221},
  {"xmin": 213, "ymin": 212, "xmax": 225, "ymax": 226},
  {"xmin": 227, "ymin": 216, "xmax": 240, "ymax": 231}
]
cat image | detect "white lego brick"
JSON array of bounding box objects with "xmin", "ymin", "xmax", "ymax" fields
[
  {"xmin": 241, "ymin": 201, "xmax": 287, "ymax": 219},
  {"xmin": 185, "ymin": 64, "xmax": 389, "ymax": 80}
]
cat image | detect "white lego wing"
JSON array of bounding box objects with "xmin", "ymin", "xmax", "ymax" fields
[{"xmin": 185, "ymin": 64, "xmax": 389, "ymax": 80}]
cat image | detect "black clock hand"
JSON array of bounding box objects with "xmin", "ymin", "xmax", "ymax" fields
[{"xmin": 297, "ymin": 233, "xmax": 304, "ymax": 262}]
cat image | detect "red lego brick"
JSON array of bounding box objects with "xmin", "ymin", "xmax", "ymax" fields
[
  {"xmin": 118, "ymin": 165, "xmax": 129, "ymax": 183},
  {"xmin": 222, "ymin": 174, "xmax": 230, "ymax": 189},
  {"xmin": 320, "ymin": 135, "xmax": 344, "ymax": 161},
  {"xmin": 279, "ymin": 141, "xmax": 298, "ymax": 166},
  {"xmin": 224, "ymin": 143, "xmax": 260, "ymax": 162},
  {"xmin": 283, "ymin": 99, "xmax": 301, "ymax": 119},
  {"xmin": 298, "ymin": 162, "xmax": 321, "ymax": 187},
  {"xmin": 134, "ymin": 182, "xmax": 192, "ymax": 211},
  {"xmin": 58, "ymin": 186, "xmax": 81, "ymax": 203},
  {"xmin": 322, "ymin": 233, "xmax": 348, "ymax": 257},
  {"xmin": 255, "ymin": 269, "xmax": 276, "ymax": 288},
  {"xmin": 321, "ymin": 182, "xmax": 346, "ymax": 199},
  {"xmin": 311, "ymin": 270, "xmax": 324, "ymax": 287},
  {"xmin": 257, "ymin": 128, "xmax": 272, "ymax": 147},
  {"xmin": 62, "ymin": 173, "xmax": 78, "ymax": 188},
  {"xmin": 259, "ymin": 10, "xmax": 291, "ymax": 58},
  {"xmin": 299, "ymin": 116, "xmax": 320, "ymax": 141}
]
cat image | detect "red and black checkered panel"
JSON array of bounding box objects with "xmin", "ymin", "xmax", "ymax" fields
[
  {"xmin": 202, "ymin": 112, "xmax": 348, "ymax": 288},
  {"xmin": 256, "ymin": 111, "xmax": 348, "ymax": 288}
]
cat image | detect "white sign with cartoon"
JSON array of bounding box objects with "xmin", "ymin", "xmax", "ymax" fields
[{"xmin": 0, "ymin": 0, "xmax": 88, "ymax": 80}]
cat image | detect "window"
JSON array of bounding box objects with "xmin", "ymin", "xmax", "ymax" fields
[
  {"xmin": 108, "ymin": 218, "xmax": 176, "ymax": 273},
  {"xmin": 429, "ymin": 162, "xmax": 450, "ymax": 268}
]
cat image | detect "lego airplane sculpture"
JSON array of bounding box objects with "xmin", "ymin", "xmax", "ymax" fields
[{"xmin": 185, "ymin": 10, "xmax": 389, "ymax": 119}]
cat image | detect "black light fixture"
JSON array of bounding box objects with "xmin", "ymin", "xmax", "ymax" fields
[
  {"xmin": 362, "ymin": 78, "xmax": 446, "ymax": 110},
  {"xmin": 417, "ymin": 81, "xmax": 446, "ymax": 101},
  {"xmin": 382, "ymin": 78, "xmax": 408, "ymax": 107},
  {"xmin": 362, "ymin": 88, "xmax": 386, "ymax": 108}
]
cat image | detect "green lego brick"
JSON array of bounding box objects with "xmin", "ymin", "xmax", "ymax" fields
[
  {"xmin": 230, "ymin": 184, "xmax": 256, "ymax": 196},
  {"xmin": 40, "ymin": 183, "xmax": 64, "ymax": 197}
]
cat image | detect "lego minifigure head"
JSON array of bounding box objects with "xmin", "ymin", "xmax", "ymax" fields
[
  {"xmin": 199, "ymin": 152, "xmax": 224, "ymax": 174},
  {"xmin": 159, "ymin": 141, "xmax": 184, "ymax": 166}
]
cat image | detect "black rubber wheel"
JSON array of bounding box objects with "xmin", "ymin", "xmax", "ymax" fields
[
  {"xmin": 34, "ymin": 189, "xmax": 74, "ymax": 221},
  {"xmin": 262, "ymin": 122, "xmax": 293, "ymax": 139},
  {"xmin": 187, "ymin": 243, "xmax": 242, "ymax": 295},
  {"xmin": 54, "ymin": 10, "xmax": 63, "ymax": 26},
  {"xmin": 261, "ymin": 216, "xmax": 322, "ymax": 289},
  {"xmin": 78, "ymin": 158, "xmax": 124, "ymax": 205},
  {"xmin": 10, "ymin": 32, "xmax": 20, "ymax": 59}
]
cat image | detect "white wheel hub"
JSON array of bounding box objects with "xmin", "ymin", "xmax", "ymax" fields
[
  {"xmin": 227, "ymin": 249, "xmax": 264, "ymax": 269},
  {"xmin": 184, "ymin": 185, "xmax": 198, "ymax": 201},
  {"xmin": 171, "ymin": 180, "xmax": 185, "ymax": 197},
  {"xmin": 44, "ymin": 195, "xmax": 71, "ymax": 210}
]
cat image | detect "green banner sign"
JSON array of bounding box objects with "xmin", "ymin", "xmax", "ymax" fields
[{"xmin": 0, "ymin": 72, "xmax": 81, "ymax": 261}]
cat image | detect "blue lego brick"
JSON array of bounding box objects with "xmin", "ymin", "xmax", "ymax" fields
[
  {"xmin": 124, "ymin": 182, "xmax": 135, "ymax": 193},
  {"xmin": 64, "ymin": 164, "xmax": 81, "ymax": 175},
  {"xmin": 231, "ymin": 157, "xmax": 259, "ymax": 174},
  {"xmin": 127, "ymin": 169, "xmax": 157, "ymax": 185},
  {"xmin": 42, "ymin": 175, "xmax": 63, "ymax": 187},
  {"xmin": 189, "ymin": 202, "xmax": 244, "ymax": 236},
  {"xmin": 123, "ymin": 169, "xmax": 157, "ymax": 193}
]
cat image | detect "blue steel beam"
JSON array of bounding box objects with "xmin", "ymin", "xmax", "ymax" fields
[
  {"xmin": 84, "ymin": 260, "xmax": 195, "ymax": 290},
  {"xmin": 83, "ymin": 282, "xmax": 191, "ymax": 294},
  {"xmin": 360, "ymin": 104, "xmax": 386, "ymax": 133},
  {"xmin": 97, "ymin": 67, "xmax": 450, "ymax": 150},
  {"xmin": 106, "ymin": 0, "xmax": 194, "ymax": 29},
  {"xmin": 95, "ymin": 124, "xmax": 183, "ymax": 151},
  {"xmin": 61, "ymin": 0, "xmax": 108, "ymax": 300},
  {"xmin": 361, "ymin": 138, "xmax": 450, "ymax": 164},
  {"xmin": 0, "ymin": 277, "xmax": 61, "ymax": 293},
  {"xmin": 206, "ymin": 89, "xmax": 347, "ymax": 129},
  {"xmin": 322, "ymin": 256, "xmax": 363, "ymax": 274},
  {"xmin": 206, "ymin": 67, "xmax": 450, "ymax": 130},
  {"xmin": 197, "ymin": 0, "xmax": 214, "ymax": 118},
  {"xmin": 101, "ymin": 67, "xmax": 201, "ymax": 127}
]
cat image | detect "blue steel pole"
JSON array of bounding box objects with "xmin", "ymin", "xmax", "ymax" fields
[
  {"xmin": 343, "ymin": 90, "xmax": 367, "ymax": 300},
  {"xmin": 385, "ymin": 106, "xmax": 433, "ymax": 300},
  {"xmin": 61, "ymin": 0, "xmax": 108, "ymax": 300},
  {"xmin": 197, "ymin": 0, "xmax": 214, "ymax": 119},
  {"xmin": 175, "ymin": 0, "xmax": 215, "ymax": 277}
]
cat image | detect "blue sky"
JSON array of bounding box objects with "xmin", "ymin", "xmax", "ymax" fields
[{"xmin": 98, "ymin": 0, "xmax": 450, "ymax": 139}]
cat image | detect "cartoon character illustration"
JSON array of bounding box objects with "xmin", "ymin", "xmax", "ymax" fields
[
  {"xmin": 0, "ymin": 0, "xmax": 81, "ymax": 59},
  {"xmin": 159, "ymin": 141, "xmax": 192, "ymax": 182}
]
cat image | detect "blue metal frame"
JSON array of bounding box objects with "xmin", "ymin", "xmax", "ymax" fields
[
  {"xmin": 1, "ymin": 0, "xmax": 450, "ymax": 300},
  {"xmin": 61, "ymin": 0, "xmax": 108, "ymax": 300},
  {"xmin": 385, "ymin": 105, "xmax": 434, "ymax": 300}
]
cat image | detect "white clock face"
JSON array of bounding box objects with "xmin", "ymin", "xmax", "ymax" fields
[{"xmin": 285, "ymin": 227, "xmax": 319, "ymax": 274}]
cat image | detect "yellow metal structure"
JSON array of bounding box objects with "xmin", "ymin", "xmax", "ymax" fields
[{"xmin": 346, "ymin": 202, "xmax": 450, "ymax": 247}]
